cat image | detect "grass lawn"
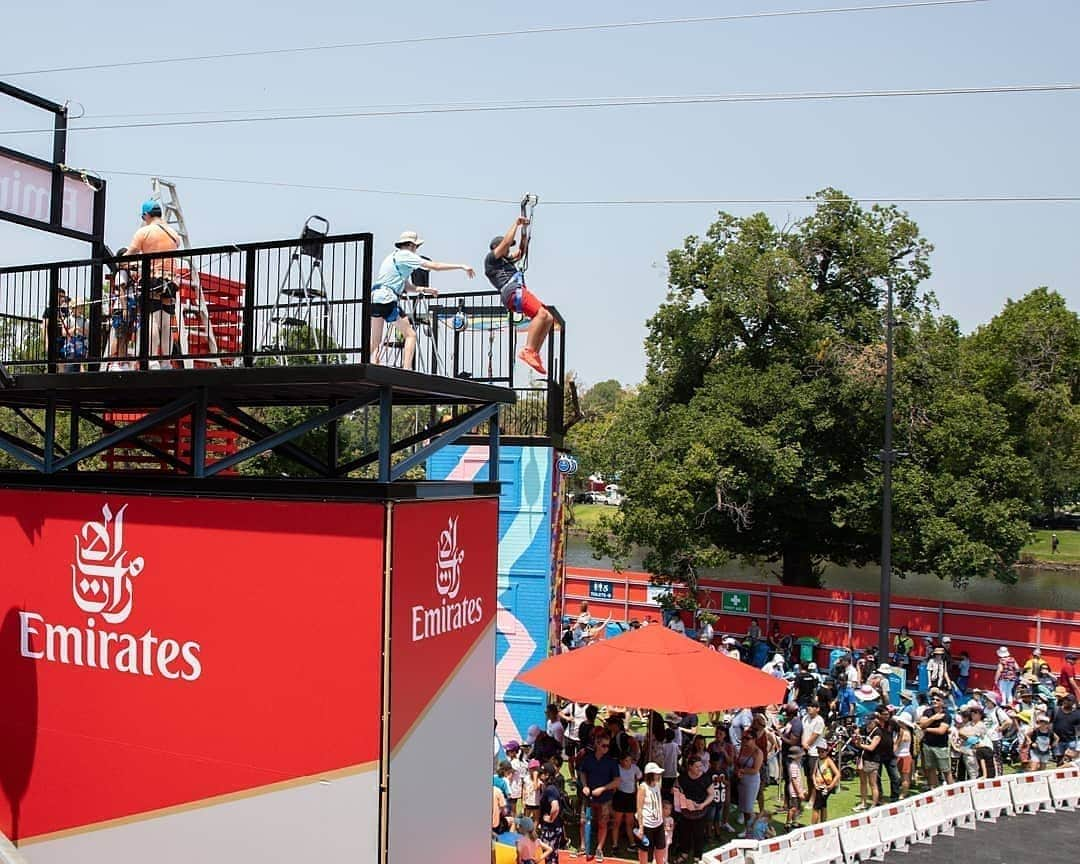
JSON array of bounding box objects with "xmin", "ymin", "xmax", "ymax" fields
[
  {"xmin": 1022, "ymin": 529, "xmax": 1080, "ymax": 564},
  {"xmin": 568, "ymin": 502, "xmax": 618, "ymax": 532}
]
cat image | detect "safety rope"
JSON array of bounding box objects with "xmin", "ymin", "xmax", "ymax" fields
[{"xmin": 518, "ymin": 193, "xmax": 538, "ymax": 273}]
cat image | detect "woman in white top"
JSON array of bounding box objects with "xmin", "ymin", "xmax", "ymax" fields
[{"xmin": 634, "ymin": 763, "xmax": 667, "ymax": 864}]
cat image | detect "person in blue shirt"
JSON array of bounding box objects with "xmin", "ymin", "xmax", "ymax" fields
[
  {"xmin": 577, "ymin": 733, "xmax": 621, "ymax": 861},
  {"xmin": 369, "ymin": 230, "xmax": 474, "ymax": 368}
]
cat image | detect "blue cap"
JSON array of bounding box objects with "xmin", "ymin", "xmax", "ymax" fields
[{"xmin": 141, "ymin": 199, "xmax": 162, "ymax": 218}]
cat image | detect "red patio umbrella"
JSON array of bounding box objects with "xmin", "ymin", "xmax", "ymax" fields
[{"xmin": 517, "ymin": 623, "xmax": 788, "ymax": 712}]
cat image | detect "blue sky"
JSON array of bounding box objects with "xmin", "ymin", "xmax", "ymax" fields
[{"xmin": 1, "ymin": 0, "xmax": 1077, "ymax": 385}]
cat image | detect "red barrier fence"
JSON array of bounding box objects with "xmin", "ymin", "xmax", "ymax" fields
[{"xmin": 564, "ymin": 567, "xmax": 1080, "ymax": 690}]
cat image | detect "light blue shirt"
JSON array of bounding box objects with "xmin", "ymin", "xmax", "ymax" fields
[{"xmin": 371, "ymin": 249, "xmax": 425, "ymax": 304}]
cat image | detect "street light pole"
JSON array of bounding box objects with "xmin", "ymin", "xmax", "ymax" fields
[{"xmin": 878, "ymin": 277, "xmax": 895, "ymax": 659}]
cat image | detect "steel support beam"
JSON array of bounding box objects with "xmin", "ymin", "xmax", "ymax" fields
[
  {"xmin": 206, "ymin": 408, "xmax": 333, "ymax": 478},
  {"xmin": 52, "ymin": 394, "xmax": 196, "ymax": 473},
  {"xmin": 80, "ymin": 412, "xmax": 189, "ymax": 474},
  {"xmin": 205, "ymin": 392, "xmax": 378, "ymax": 477},
  {"xmin": 378, "ymin": 387, "xmax": 392, "ymax": 483},
  {"xmin": 390, "ymin": 402, "xmax": 500, "ymax": 482},
  {"xmin": 192, "ymin": 388, "xmax": 208, "ymax": 478},
  {"xmin": 488, "ymin": 407, "xmax": 500, "ymax": 484}
]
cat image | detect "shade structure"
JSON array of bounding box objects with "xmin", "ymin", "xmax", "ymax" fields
[{"xmin": 516, "ymin": 623, "xmax": 788, "ymax": 713}]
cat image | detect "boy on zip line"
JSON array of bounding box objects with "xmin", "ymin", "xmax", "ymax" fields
[{"xmin": 485, "ymin": 213, "xmax": 554, "ymax": 375}]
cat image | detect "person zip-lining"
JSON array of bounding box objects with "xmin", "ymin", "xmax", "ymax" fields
[
  {"xmin": 369, "ymin": 230, "xmax": 474, "ymax": 369},
  {"xmin": 485, "ymin": 203, "xmax": 554, "ymax": 375}
]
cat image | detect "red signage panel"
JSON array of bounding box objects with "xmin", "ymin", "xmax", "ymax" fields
[
  {"xmin": 0, "ymin": 490, "xmax": 384, "ymax": 842},
  {"xmin": 389, "ymin": 497, "xmax": 498, "ymax": 751}
]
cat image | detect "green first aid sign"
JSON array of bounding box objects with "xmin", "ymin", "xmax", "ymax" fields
[{"xmin": 722, "ymin": 591, "xmax": 750, "ymax": 613}]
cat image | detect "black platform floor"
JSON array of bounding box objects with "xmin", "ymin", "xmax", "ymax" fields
[
  {"xmin": 1, "ymin": 362, "xmax": 515, "ymax": 410},
  {"xmin": 882, "ymin": 810, "xmax": 1078, "ymax": 862}
]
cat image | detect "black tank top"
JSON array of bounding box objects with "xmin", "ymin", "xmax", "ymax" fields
[{"xmin": 485, "ymin": 250, "xmax": 518, "ymax": 290}]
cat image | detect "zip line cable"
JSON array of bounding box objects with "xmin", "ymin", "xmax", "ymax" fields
[
  {"xmin": 91, "ymin": 169, "xmax": 1080, "ymax": 207},
  {"xmin": 3, "ymin": 83, "xmax": 1076, "ymax": 138},
  {"xmin": 0, "ymin": 0, "xmax": 988, "ymax": 78}
]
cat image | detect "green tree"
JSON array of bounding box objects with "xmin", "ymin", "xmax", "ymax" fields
[
  {"xmin": 960, "ymin": 288, "xmax": 1080, "ymax": 514},
  {"xmin": 593, "ymin": 190, "xmax": 1036, "ymax": 589}
]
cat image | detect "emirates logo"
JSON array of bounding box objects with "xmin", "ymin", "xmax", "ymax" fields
[
  {"xmin": 435, "ymin": 516, "xmax": 464, "ymax": 601},
  {"xmin": 71, "ymin": 503, "xmax": 144, "ymax": 624}
]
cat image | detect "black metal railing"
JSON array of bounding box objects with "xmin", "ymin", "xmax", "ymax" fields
[{"xmin": 0, "ymin": 233, "xmax": 567, "ymax": 439}]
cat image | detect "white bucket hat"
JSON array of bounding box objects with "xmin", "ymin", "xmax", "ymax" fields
[{"xmin": 395, "ymin": 230, "xmax": 424, "ymax": 247}]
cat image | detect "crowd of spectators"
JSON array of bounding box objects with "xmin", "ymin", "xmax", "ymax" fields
[{"xmin": 505, "ymin": 609, "xmax": 1079, "ymax": 863}]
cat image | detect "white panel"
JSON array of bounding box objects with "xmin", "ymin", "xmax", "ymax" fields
[
  {"xmin": 388, "ymin": 628, "xmax": 496, "ymax": 863},
  {"xmin": 21, "ymin": 769, "xmax": 379, "ymax": 864}
]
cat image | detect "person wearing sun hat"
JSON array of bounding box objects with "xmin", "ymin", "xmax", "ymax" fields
[
  {"xmin": 369, "ymin": 229, "xmax": 475, "ymax": 368},
  {"xmin": 633, "ymin": 763, "xmax": 667, "ymax": 863},
  {"xmin": 994, "ymin": 645, "xmax": 1020, "ymax": 704},
  {"xmin": 927, "ymin": 646, "xmax": 952, "ymax": 692},
  {"xmin": 514, "ymin": 814, "xmax": 552, "ymax": 864}
]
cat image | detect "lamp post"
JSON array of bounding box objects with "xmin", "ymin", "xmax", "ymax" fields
[{"xmin": 878, "ymin": 277, "xmax": 896, "ymax": 659}]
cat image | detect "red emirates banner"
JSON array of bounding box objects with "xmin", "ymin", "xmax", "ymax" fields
[
  {"xmin": 0, "ymin": 490, "xmax": 384, "ymax": 842},
  {"xmin": 389, "ymin": 498, "xmax": 497, "ymax": 751}
]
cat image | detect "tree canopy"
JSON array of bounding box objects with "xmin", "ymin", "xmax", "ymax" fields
[{"xmin": 589, "ymin": 190, "xmax": 1059, "ymax": 589}]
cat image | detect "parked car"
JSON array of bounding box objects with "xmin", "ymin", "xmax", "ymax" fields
[{"xmin": 602, "ymin": 484, "xmax": 624, "ymax": 506}]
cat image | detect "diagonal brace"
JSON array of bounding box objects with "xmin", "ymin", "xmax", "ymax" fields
[
  {"xmin": 335, "ymin": 407, "xmax": 485, "ymax": 476},
  {"xmin": 52, "ymin": 394, "xmax": 196, "ymax": 473},
  {"xmin": 80, "ymin": 412, "xmax": 190, "ymax": 474},
  {"xmin": 209, "ymin": 399, "xmax": 333, "ymax": 477},
  {"xmin": 390, "ymin": 402, "xmax": 500, "ymax": 482},
  {"xmin": 0, "ymin": 430, "xmax": 45, "ymax": 471},
  {"xmin": 205, "ymin": 392, "xmax": 379, "ymax": 477}
]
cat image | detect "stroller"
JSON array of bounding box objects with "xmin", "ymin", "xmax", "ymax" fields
[{"xmin": 828, "ymin": 719, "xmax": 861, "ymax": 780}]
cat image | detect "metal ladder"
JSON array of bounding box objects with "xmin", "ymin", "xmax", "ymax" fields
[
  {"xmin": 262, "ymin": 216, "xmax": 331, "ymax": 362},
  {"xmin": 148, "ymin": 177, "xmax": 221, "ymax": 366}
]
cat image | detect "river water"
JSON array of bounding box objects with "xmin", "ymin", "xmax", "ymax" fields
[{"xmin": 565, "ymin": 536, "xmax": 1080, "ymax": 612}]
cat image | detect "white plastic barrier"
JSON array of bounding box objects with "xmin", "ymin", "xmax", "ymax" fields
[
  {"xmin": 837, "ymin": 812, "xmax": 885, "ymax": 863},
  {"xmin": 1047, "ymin": 766, "xmax": 1080, "ymax": 811},
  {"xmin": 0, "ymin": 832, "xmax": 28, "ymax": 864},
  {"xmin": 872, "ymin": 800, "xmax": 919, "ymax": 854},
  {"xmin": 910, "ymin": 789, "xmax": 953, "ymax": 841},
  {"xmin": 703, "ymin": 839, "xmax": 760, "ymax": 864},
  {"xmin": 970, "ymin": 775, "xmax": 1014, "ymax": 821},
  {"xmin": 939, "ymin": 782, "xmax": 976, "ymax": 830},
  {"xmin": 786, "ymin": 822, "xmax": 845, "ymax": 864},
  {"xmin": 746, "ymin": 834, "xmax": 801, "ymax": 864},
  {"xmin": 1010, "ymin": 770, "xmax": 1055, "ymax": 814}
]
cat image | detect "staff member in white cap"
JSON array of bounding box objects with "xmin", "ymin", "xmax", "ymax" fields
[{"xmin": 368, "ymin": 230, "xmax": 474, "ymax": 368}]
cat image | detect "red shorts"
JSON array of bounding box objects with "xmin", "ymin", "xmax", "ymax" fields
[{"xmin": 506, "ymin": 285, "xmax": 545, "ymax": 319}]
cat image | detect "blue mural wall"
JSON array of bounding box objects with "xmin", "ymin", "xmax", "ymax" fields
[{"xmin": 428, "ymin": 444, "xmax": 552, "ymax": 746}]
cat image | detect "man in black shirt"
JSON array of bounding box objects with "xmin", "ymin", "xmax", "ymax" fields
[
  {"xmin": 919, "ymin": 694, "xmax": 954, "ymax": 787},
  {"xmin": 486, "ymin": 215, "xmax": 553, "ymax": 375},
  {"xmin": 1051, "ymin": 694, "xmax": 1080, "ymax": 764}
]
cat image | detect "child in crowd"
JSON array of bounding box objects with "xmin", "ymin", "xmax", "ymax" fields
[
  {"xmin": 746, "ymin": 810, "xmax": 776, "ymax": 841},
  {"xmin": 785, "ymin": 745, "xmax": 808, "ymax": 831},
  {"xmin": 811, "ymin": 746, "xmax": 840, "ymax": 824},
  {"xmin": 662, "ymin": 799, "xmax": 675, "ymax": 851},
  {"xmin": 506, "ymin": 741, "xmax": 526, "ymax": 817},
  {"xmin": 1028, "ymin": 715, "xmax": 1057, "ymax": 770},
  {"xmin": 523, "ymin": 760, "xmax": 543, "ymax": 822},
  {"xmin": 515, "ymin": 816, "xmax": 552, "ymax": 864}
]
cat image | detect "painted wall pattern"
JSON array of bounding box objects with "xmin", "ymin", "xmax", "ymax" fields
[{"xmin": 428, "ymin": 445, "xmax": 555, "ymax": 746}]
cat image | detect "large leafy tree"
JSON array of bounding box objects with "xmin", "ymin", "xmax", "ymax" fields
[
  {"xmin": 594, "ymin": 190, "xmax": 1036, "ymax": 588},
  {"xmin": 960, "ymin": 288, "xmax": 1080, "ymax": 515}
]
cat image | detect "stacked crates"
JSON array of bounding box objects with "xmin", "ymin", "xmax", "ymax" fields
[{"xmin": 102, "ymin": 269, "xmax": 244, "ymax": 472}]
